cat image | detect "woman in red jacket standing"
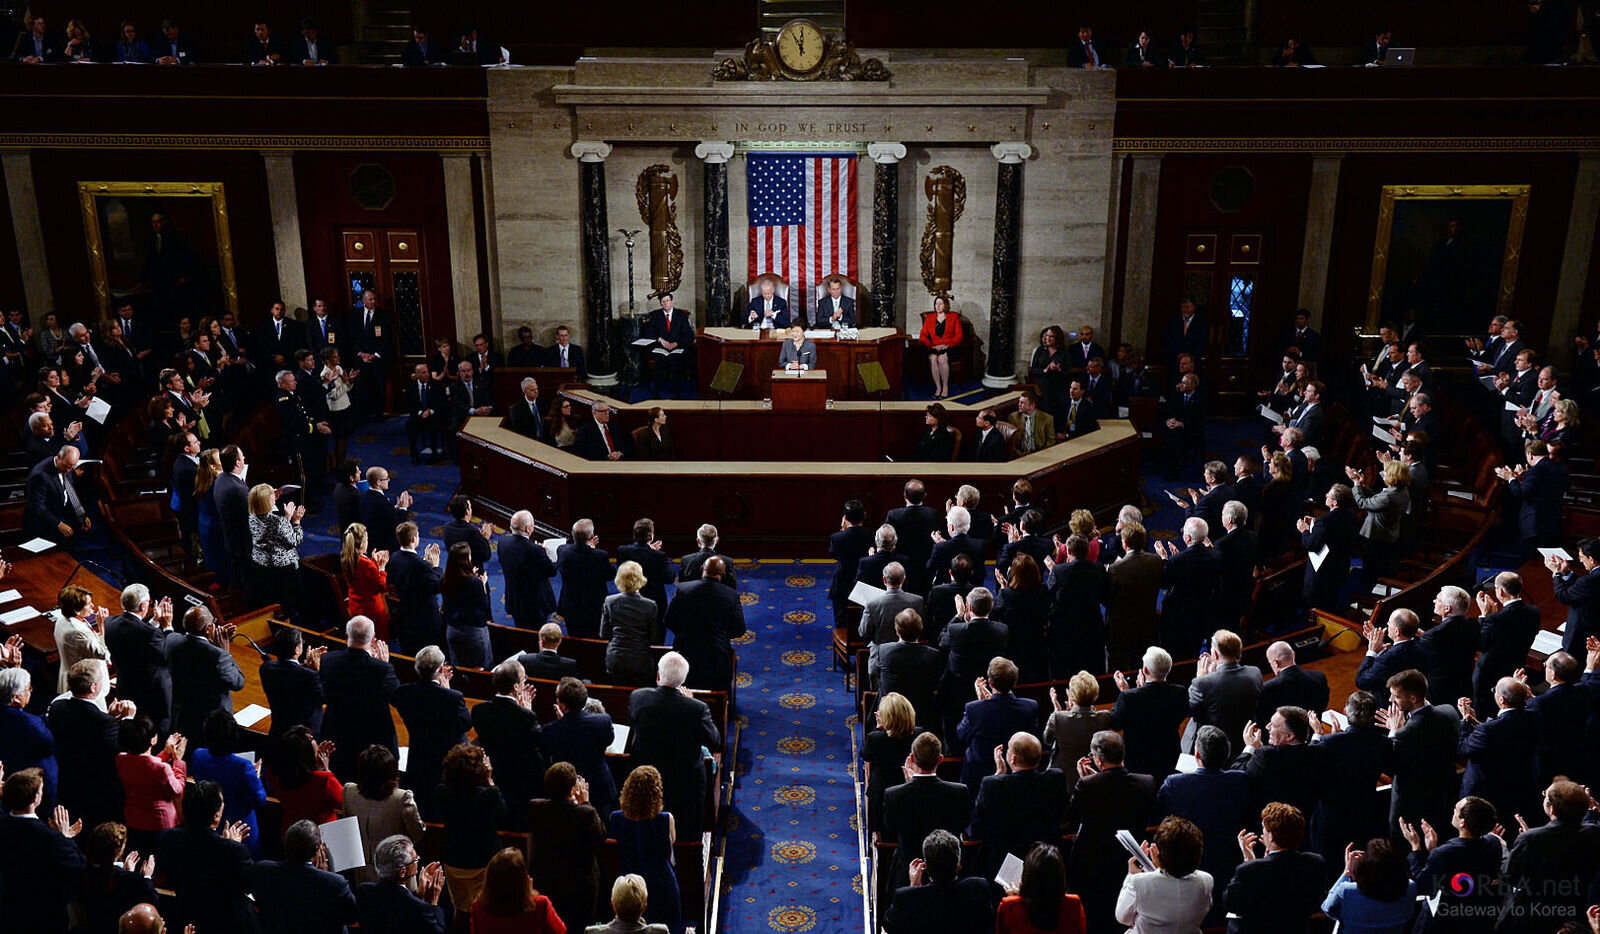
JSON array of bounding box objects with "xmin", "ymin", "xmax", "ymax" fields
[
  {"xmin": 342, "ymin": 523, "xmax": 390, "ymax": 642},
  {"xmin": 917, "ymin": 295, "xmax": 963, "ymax": 399},
  {"xmin": 114, "ymin": 716, "xmax": 187, "ymax": 854}
]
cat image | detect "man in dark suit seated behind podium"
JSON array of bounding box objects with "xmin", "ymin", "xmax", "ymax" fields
[
  {"xmin": 746, "ymin": 278, "xmax": 790, "ymax": 330},
  {"xmin": 541, "ymin": 325, "xmax": 586, "ymax": 378},
  {"xmin": 813, "ymin": 276, "xmax": 857, "ymax": 329},
  {"xmin": 576, "ymin": 401, "xmax": 632, "ymax": 461},
  {"xmin": 508, "ymin": 378, "xmax": 550, "ymax": 443},
  {"xmin": 1063, "ymin": 378, "xmax": 1100, "ymax": 439},
  {"xmin": 970, "ymin": 409, "xmax": 1008, "ymax": 462}
]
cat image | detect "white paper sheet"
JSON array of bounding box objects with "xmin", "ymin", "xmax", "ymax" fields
[
  {"xmin": 1117, "ymin": 829, "xmax": 1155, "ymax": 873},
  {"xmin": 0, "ymin": 606, "xmax": 41, "ymax": 626},
  {"xmin": 1446, "ymin": 490, "xmax": 1475, "ymax": 501},
  {"xmin": 650, "ymin": 347, "xmax": 685, "ymax": 356},
  {"xmin": 321, "ymin": 816, "xmax": 366, "ymax": 873},
  {"xmin": 1505, "ymin": 401, "xmax": 1523, "ymax": 412},
  {"xmin": 995, "ymin": 852, "xmax": 1025, "ymax": 890},
  {"xmin": 1258, "ymin": 405, "xmax": 1284, "ymax": 425},
  {"xmin": 803, "ymin": 330, "xmax": 836, "ymax": 339},
  {"xmin": 19, "ymin": 538, "xmax": 55, "ymax": 553},
  {"xmin": 1531, "ymin": 630, "xmax": 1564, "ymax": 655},
  {"xmin": 848, "ymin": 580, "xmax": 887, "ymax": 608},
  {"xmin": 232, "ymin": 704, "xmax": 270, "ymax": 727},
  {"xmin": 1175, "ymin": 753, "xmax": 1199, "ymax": 774},
  {"xmin": 398, "ymin": 746, "xmax": 410, "ymax": 772},
  {"xmin": 83, "ymin": 396, "xmax": 112, "ymax": 424},
  {"xmin": 1165, "ymin": 490, "xmax": 1185, "ymax": 505},
  {"xmin": 608, "ymin": 723, "xmax": 630, "ymax": 756},
  {"xmin": 630, "ymin": 338, "xmax": 656, "ymax": 347},
  {"xmin": 1557, "ymin": 621, "xmax": 1567, "ymax": 634},
  {"xmin": 1538, "ymin": 547, "xmax": 1574, "ymax": 561},
  {"xmin": 235, "ymin": 750, "xmax": 256, "ymax": 764},
  {"xmin": 1117, "ymin": 406, "xmax": 1129, "ymax": 419},
  {"xmin": 542, "ymin": 538, "xmax": 565, "ymax": 563},
  {"xmin": 1321, "ymin": 709, "xmax": 1350, "ymax": 732},
  {"xmin": 1139, "ymin": 431, "xmax": 1153, "ymax": 439},
  {"xmin": 0, "ymin": 589, "xmax": 20, "ymax": 603},
  {"xmin": 1373, "ymin": 416, "xmax": 1400, "ymax": 427},
  {"xmin": 1372, "ymin": 425, "xmax": 1397, "ymax": 443},
  {"xmin": 1308, "ymin": 545, "xmax": 1330, "ymax": 572},
  {"xmin": 1371, "ymin": 583, "xmax": 1397, "ymax": 597}
]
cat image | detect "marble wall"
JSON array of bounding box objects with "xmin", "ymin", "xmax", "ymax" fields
[{"xmin": 484, "ymin": 59, "xmax": 1117, "ymax": 376}]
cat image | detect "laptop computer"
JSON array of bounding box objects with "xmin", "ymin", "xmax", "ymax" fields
[{"xmin": 1387, "ymin": 48, "xmax": 1417, "ymax": 66}]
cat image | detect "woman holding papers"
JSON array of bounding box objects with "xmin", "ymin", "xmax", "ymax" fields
[
  {"xmin": 341, "ymin": 744, "xmax": 424, "ymax": 885},
  {"xmin": 996, "ymin": 844, "xmax": 1087, "ymax": 934},
  {"xmin": 1113, "ymin": 817, "xmax": 1213, "ymax": 934}
]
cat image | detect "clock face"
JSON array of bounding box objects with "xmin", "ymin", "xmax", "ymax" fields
[{"xmin": 776, "ymin": 20, "xmax": 825, "ymax": 73}]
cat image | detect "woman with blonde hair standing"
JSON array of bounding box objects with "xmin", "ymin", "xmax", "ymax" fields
[
  {"xmin": 247, "ymin": 482, "xmax": 304, "ymax": 618},
  {"xmin": 342, "ymin": 522, "xmax": 390, "ymax": 642},
  {"xmin": 194, "ymin": 449, "xmax": 229, "ymax": 588},
  {"xmin": 601, "ymin": 561, "xmax": 660, "ymax": 686}
]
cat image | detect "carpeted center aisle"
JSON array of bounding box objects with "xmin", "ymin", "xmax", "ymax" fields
[{"xmin": 717, "ymin": 560, "xmax": 862, "ymax": 934}]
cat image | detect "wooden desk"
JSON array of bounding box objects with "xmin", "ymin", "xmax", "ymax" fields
[
  {"xmin": 770, "ymin": 369, "xmax": 828, "ymax": 412},
  {"xmin": 456, "ymin": 395, "xmax": 1141, "ymax": 557},
  {"xmin": 696, "ymin": 327, "xmax": 903, "ymax": 400},
  {"xmin": 2, "ymin": 548, "xmax": 122, "ymax": 655}
]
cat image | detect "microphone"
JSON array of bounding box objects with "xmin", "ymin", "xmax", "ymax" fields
[{"xmin": 231, "ymin": 631, "xmax": 271, "ymax": 662}]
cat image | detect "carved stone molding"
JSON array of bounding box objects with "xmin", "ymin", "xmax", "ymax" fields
[
  {"xmin": 571, "ymin": 140, "xmax": 612, "ymax": 163},
  {"xmin": 713, "ymin": 35, "xmax": 890, "ymax": 82}
]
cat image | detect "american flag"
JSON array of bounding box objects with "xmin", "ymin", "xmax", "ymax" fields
[{"xmin": 747, "ymin": 153, "xmax": 858, "ymax": 322}]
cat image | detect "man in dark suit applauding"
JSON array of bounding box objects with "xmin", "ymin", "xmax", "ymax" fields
[
  {"xmin": 1184, "ymin": 629, "xmax": 1262, "ymax": 760},
  {"xmin": 1355, "ymin": 608, "xmax": 1431, "ymax": 695},
  {"xmin": 260, "ymin": 627, "xmax": 325, "ymax": 743},
  {"xmin": 168, "ymin": 606, "xmax": 245, "ymax": 742},
  {"xmin": 1256, "ymin": 640, "xmax": 1329, "ymax": 726},
  {"xmin": 678, "ymin": 523, "xmax": 739, "ymax": 591},
  {"xmin": 1064, "ymin": 731, "xmax": 1158, "ymax": 932},
  {"xmin": 813, "ymin": 276, "xmax": 857, "ymax": 329},
  {"xmin": 0, "ymin": 767, "xmax": 86, "ymax": 934},
  {"xmin": 499, "ymin": 510, "xmax": 556, "ymax": 630},
  {"xmin": 881, "ymin": 829, "xmax": 994, "ymax": 934},
  {"xmin": 319, "ymin": 616, "xmax": 400, "ymax": 780},
  {"xmin": 882, "ymin": 732, "xmax": 971, "ymax": 894},
  {"xmin": 1550, "ymin": 539, "xmax": 1600, "ymax": 657},
  {"xmin": 1109, "ymin": 648, "xmax": 1190, "ymax": 779},
  {"xmin": 937, "ymin": 588, "xmax": 1010, "ymax": 748},
  {"xmin": 358, "ymin": 466, "xmax": 413, "ymax": 555},
  {"xmin": 104, "ymin": 583, "xmax": 177, "ymax": 733},
  {"xmin": 356, "ymin": 835, "xmax": 449, "ymax": 933},
  {"xmin": 540, "ymin": 676, "xmax": 619, "ymax": 819},
  {"xmin": 402, "ymin": 363, "xmax": 445, "ymax": 463},
  {"xmin": 472, "ymin": 660, "xmax": 544, "ymax": 830},
  {"xmin": 628, "ymin": 652, "xmax": 720, "ymax": 840},
  {"xmin": 618, "ymin": 517, "xmax": 674, "ymax": 625},
  {"xmin": 515, "ymin": 623, "xmax": 581, "ymax": 682},
  {"xmin": 391, "ymin": 646, "xmax": 471, "ymax": 820},
  {"xmin": 877, "ymin": 611, "xmax": 943, "ymax": 726},
  {"xmin": 745, "ymin": 277, "xmax": 790, "ymax": 330},
  {"xmin": 251, "ymin": 820, "xmax": 360, "ymax": 933},
  {"xmin": 970, "ymin": 732, "xmax": 1067, "ymax": 877},
  {"xmin": 1379, "ymin": 668, "xmax": 1461, "ymax": 843},
  {"xmin": 388, "ymin": 523, "xmax": 444, "ymax": 655},
  {"xmin": 665, "ymin": 556, "xmax": 746, "ymax": 694},
  {"xmin": 955, "ymin": 658, "xmax": 1039, "ymax": 796},
  {"xmin": 557, "ymin": 519, "xmax": 611, "ymax": 638},
  {"xmin": 1224, "ymin": 803, "xmax": 1328, "ymax": 934},
  {"xmin": 887, "ymin": 480, "xmax": 942, "ymax": 596},
  {"xmin": 828, "ymin": 500, "xmax": 874, "ymax": 624}
]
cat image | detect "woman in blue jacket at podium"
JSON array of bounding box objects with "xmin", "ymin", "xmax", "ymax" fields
[{"xmin": 778, "ymin": 325, "xmax": 817, "ymax": 371}]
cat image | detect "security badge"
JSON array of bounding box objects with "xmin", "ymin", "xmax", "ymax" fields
[
  {"xmin": 327, "ymin": 331, "xmax": 337, "ymax": 344},
  {"xmin": 374, "ymin": 326, "xmax": 382, "ymax": 337}
]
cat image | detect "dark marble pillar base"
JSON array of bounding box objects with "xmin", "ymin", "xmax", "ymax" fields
[
  {"xmin": 704, "ymin": 160, "xmax": 731, "ymax": 327},
  {"xmin": 871, "ymin": 160, "xmax": 900, "ymax": 328},
  {"xmin": 579, "ymin": 160, "xmax": 616, "ymax": 382}
]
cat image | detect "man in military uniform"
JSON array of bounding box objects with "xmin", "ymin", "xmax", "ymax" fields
[{"xmin": 274, "ymin": 369, "xmax": 332, "ymax": 504}]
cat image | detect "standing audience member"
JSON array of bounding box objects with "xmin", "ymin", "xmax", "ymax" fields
[
  {"xmin": 1320, "ymin": 839, "xmax": 1417, "ymax": 934},
  {"xmin": 342, "ymin": 744, "xmax": 425, "ymax": 886},
  {"xmin": 1066, "ymin": 732, "xmax": 1159, "ymax": 932},
  {"xmin": 264, "ymin": 725, "xmax": 343, "ymax": 834},
  {"xmin": 78, "ymin": 821, "xmax": 158, "ymax": 934},
  {"xmin": 558, "ymin": 518, "xmax": 613, "ymax": 638},
  {"xmin": 528, "ymin": 762, "xmax": 607, "ymax": 932},
  {"xmin": 0, "ymin": 667, "xmax": 57, "ymax": 804},
  {"xmin": 48, "ymin": 658, "xmax": 129, "ymax": 831},
  {"xmin": 881, "ymin": 732, "xmax": 971, "ymax": 895},
  {"xmin": 1113, "ymin": 816, "xmax": 1213, "ymax": 934},
  {"xmin": 251, "ymin": 819, "xmax": 360, "ymax": 934},
  {"xmin": 861, "ymin": 692, "xmax": 920, "ymax": 833},
  {"xmin": 473, "ymin": 661, "xmax": 545, "ymax": 826},
  {"xmin": 589, "ymin": 874, "xmax": 670, "ymax": 934},
  {"xmin": 440, "ymin": 541, "xmax": 494, "ymax": 668},
  {"xmin": 114, "ymin": 716, "xmax": 187, "ymax": 855},
  {"xmin": 156, "ymin": 781, "xmax": 257, "ymax": 933},
  {"xmin": 392, "ymin": 645, "xmax": 471, "ymax": 820},
  {"xmin": 882, "ymin": 828, "xmax": 994, "ymax": 934},
  {"xmin": 995, "ymin": 843, "xmax": 1085, "ymax": 934},
  {"xmin": 1155, "ymin": 725, "xmax": 1251, "ymax": 911},
  {"xmin": 342, "ymin": 523, "xmax": 390, "ymax": 641},
  {"xmin": 188, "ymin": 710, "xmax": 270, "ymax": 859},
  {"xmin": 319, "ymin": 616, "xmax": 399, "ymax": 780},
  {"xmin": 470, "ymin": 848, "xmax": 566, "ymax": 934},
  {"xmin": 1109, "ymin": 648, "xmax": 1189, "ymax": 779},
  {"xmin": 436, "ymin": 744, "xmax": 509, "ymax": 924},
  {"xmin": 500, "ymin": 510, "xmax": 557, "ymax": 630},
  {"xmin": 609, "ymin": 766, "xmax": 682, "ymax": 933},
  {"xmin": 1224, "ymin": 803, "xmax": 1328, "ymax": 934},
  {"xmin": 168, "ymin": 605, "xmax": 244, "ymax": 742},
  {"xmin": 0, "ymin": 767, "xmax": 85, "ymax": 934},
  {"xmin": 628, "ymin": 653, "xmax": 719, "ymax": 846},
  {"xmin": 1184, "ymin": 630, "xmax": 1262, "ymax": 760},
  {"xmin": 603, "ymin": 561, "xmax": 662, "ymax": 686},
  {"xmin": 542, "ymin": 679, "xmax": 619, "ymax": 821},
  {"xmin": 970, "ymin": 732, "xmax": 1069, "ymax": 879},
  {"xmin": 356, "ymin": 834, "xmax": 449, "ymax": 933},
  {"xmin": 1043, "ymin": 671, "xmax": 1113, "ymax": 778},
  {"xmin": 388, "ymin": 522, "xmax": 444, "ymax": 654}
]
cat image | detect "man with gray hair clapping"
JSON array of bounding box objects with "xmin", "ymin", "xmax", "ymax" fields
[{"xmin": 356, "ymin": 833, "xmax": 447, "ymax": 932}]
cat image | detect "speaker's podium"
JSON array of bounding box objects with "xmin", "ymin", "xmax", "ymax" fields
[{"xmin": 770, "ymin": 369, "xmax": 828, "ymax": 412}]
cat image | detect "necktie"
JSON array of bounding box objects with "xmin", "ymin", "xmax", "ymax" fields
[
  {"xmin": 418, "ymin": 381, "xmax": 426, "ymax": 408},
  {"xmin": 1086, "ymin": 41, "xmax": 1097, "ymax": 66},
  {"xmin": 275, "ymin": 321, "xmax": 282, "ymax": 340},
  {"xmin": 1068, "ymin": 402, "xmax": 1077, "ymax": 431},
  {"xmin": 602, "ymin": 423, "xmax": 614, "ymax": 453},
  {"xmin": 83, "ymin": 343, "xmax": 100, "ymax": 368},
  {"xmin": 1023, "ymin": 415, "xmax": 1035, "ymax": 452},
  {"xmin": 62, "ymin": 473, "xmax": 85, "ymax": 519},
  {"xmin": 560, "ymin": 347, "xmax": 568, "ymax": 367},
  {"xmin": 531, "ymin": 403, "xmax": 543, "ymax": 435},
  {"xmin": 1534, "ymin": 390, "xmax": 1546, "ymax": 411},
  {"xmin": 365, "ymin": 310, "xmax": 373, "ymax": 331}
]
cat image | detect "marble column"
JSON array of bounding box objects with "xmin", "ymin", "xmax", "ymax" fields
[
  {"xmin": 441, "ymin": 153, "xmax": 484, "ymax": 342},
  {"xmin": 696, "ymin": 142, "xmax": 734, "ymax": 327},
  {"xmin": 1295, "ymin": 156, "xmax": 1343, "ymax": 329},
  {"xmin": 3, "ymin": 152, "xmax": 52, "ymax": 316},
  {"xmin": 984, "ymin": 142, "xmax": 1032, "ymax": 388},
  {"xmin": 1120, "ymin": 154, "xmax": 1163, "ymax": 356},
  {"xmin": 261, "ymin": 153, "xmax": 308, "ymax": 312},
  {"xmin": 1553, "ymin": 155, "xmax": 1600, "ymax": 369},
  {"xmin": 572, "ymin": 141, "xmax": 617, "ymax": 386},
  {"xmin": 867, "ymin": 142, "xmax": 906, "ymax": 328}
]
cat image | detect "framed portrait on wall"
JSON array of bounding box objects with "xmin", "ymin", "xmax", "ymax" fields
[
  {"xmin": 1366, "ymin": 184, "xmax": 1529, "ymax": 330},
  {"xmin": 77, "ymin": 181, "xmax": 238, "ymax": 319}
]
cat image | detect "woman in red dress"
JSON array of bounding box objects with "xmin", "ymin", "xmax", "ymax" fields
[
  {"xmin": 342, "ymin": 522, "xmax": 390, "ymax": 641},
  {"xmin": 917, "ymin": 295, "xmax": 963, "ymax": 399}
]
